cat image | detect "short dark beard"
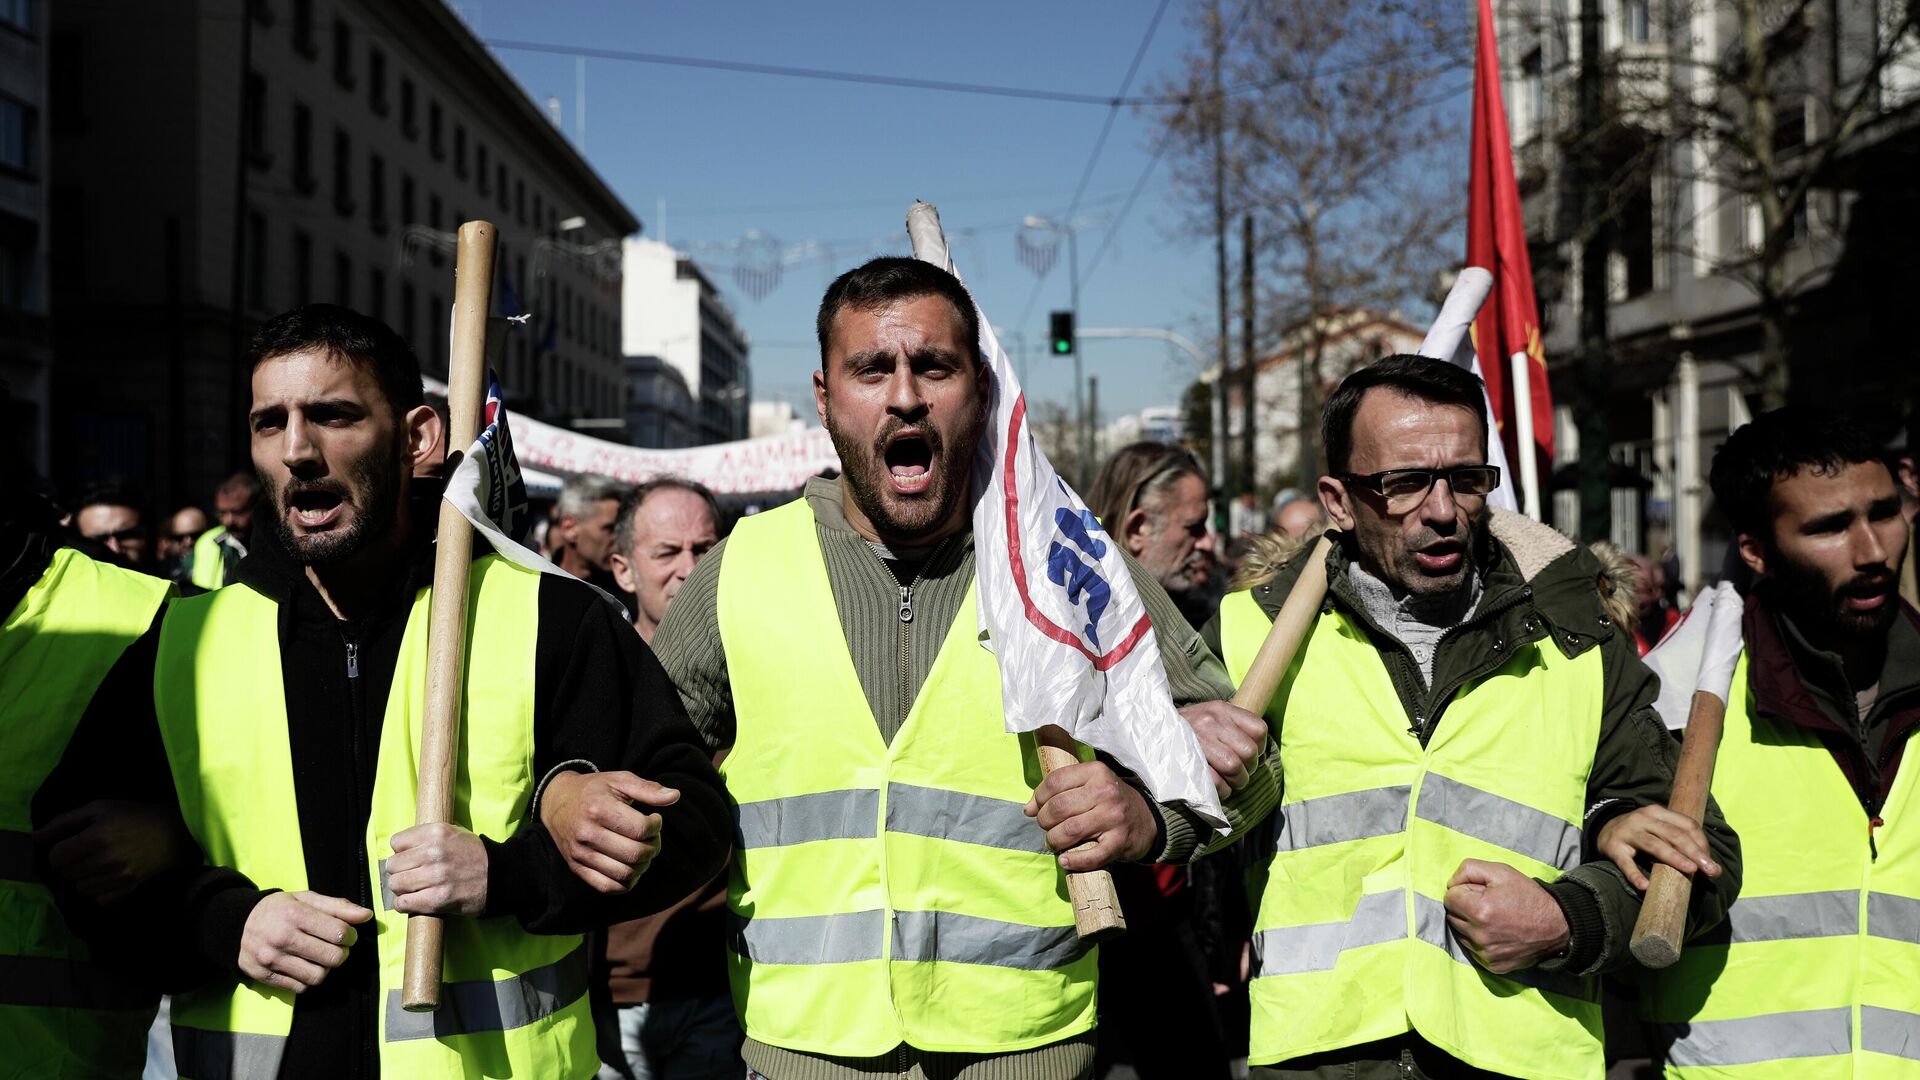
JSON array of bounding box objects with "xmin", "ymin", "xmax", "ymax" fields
[
  {"xmin": 1766, "ymin": 545, "xmax": 1899, "ymax": 643},
  {"xmin": 266, "ymin": 439, "xmax": 403, "ymax": 567},
  {"xmin": 825, "ymin": 402, "xmax": 982, "ymax": 541}
]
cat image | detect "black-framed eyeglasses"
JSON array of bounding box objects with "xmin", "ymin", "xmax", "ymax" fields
[{"xmin": 1340, "ymin": 465, "xmax": 1502, "ymax": 512}]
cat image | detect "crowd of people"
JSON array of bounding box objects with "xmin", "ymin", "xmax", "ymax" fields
[{"xmin": 7, "ymin": 255, "xmax": 1917, "ymax": 1080}]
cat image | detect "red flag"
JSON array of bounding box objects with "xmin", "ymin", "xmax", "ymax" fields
[{"xmin": 1467, "ymin": 0, "xmax": 1554, "ymax": 471}]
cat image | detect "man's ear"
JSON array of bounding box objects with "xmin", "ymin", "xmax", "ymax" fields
[
  {"xmin": 1318, "ymin": 475, "xmax": 1356, "ymax": 532},
  {"xmin": 404, "ymin": 405, "xmax": 445, "ymax": 477},
  {"xmin": 609, "ymin": 550, "xmax": 637, "ymax": 595},
  {"xmin": 1120, "ymin": 507, "xmax": 1153, "ymax": 557},
  {"xmin": 813, "ymin": 366, "xmax": 830, "ymax": 428},
  {"xmin": 1736, "ymin": 529, "xmax": 1768, "ymax": 579}
]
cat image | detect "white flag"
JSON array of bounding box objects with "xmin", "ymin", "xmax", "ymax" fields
[
  {"xmin": 1643, "ymin": 581, "xmax": 1746, "ymax": 730},
  {"xmin": 907, "ymin": 201, "xmax": 1227, "ymax": 830},
  {"xmin": 1419, "ymin": 267, "xmax": 1519, "ymax": 514}
]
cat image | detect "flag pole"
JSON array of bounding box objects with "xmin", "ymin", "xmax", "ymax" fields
[{"xmin": 1510, "ymin": 353, "xmax": 1542, "ymax": 520}]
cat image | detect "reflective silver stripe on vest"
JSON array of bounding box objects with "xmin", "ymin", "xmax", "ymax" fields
[
  {"xmin": 1414, "ymin": 773, "xmax": 1581, "ymax": 871},
  {"xmin": 1410, "ymin": 893, "xmax": 1595, "ymax": 1002},
  {"xmin": 383, "ymin": 942, "xmax": 589, "ymax": 1042},
  {"xmin": 0, "ymin": 953, "xmax": 157, "ymax": 1010},
  {"xmin": 1274, "ymin": 787, "xmax": 1411, "ymax": 853},
  {"xmin": 1660, "ymin": 1007, "xmax": 1853, "ymax": 1067},
  {"xmin": 891, "ymin": 910, "xmax": 1089, "ymax": 971},
  {"xmin": 1253, "ymin": 889, "xmax": 1407, "ymax": 976},
  {"xmin": 733, "ymin": 789, "xmax": 879, "ymax": 849},
  {"xmin": 1863, "ymin": 1006, "xmax": 1920, "ymax": 1061},
  {"xmin": 1869, "ymin": 892, "xmax": 1920, "ymax": 946},
  {"xmin": 172, "ymin": 1026, "xmax": 288, "ymax": 1080},
  {"xmin": 885, "ymin": 784, "xmax": 1049, "ymax": 855},
  {"xmin": 0, "ymin": 829, "xmax": 35, "ymax": 882},
  {"xmin": 729, "ymin": 909, "xmax": 886, "ymax": 965},
  {"xmin": 1725, "ymin": 890, "xmax": 1861, "ymax": 942}
]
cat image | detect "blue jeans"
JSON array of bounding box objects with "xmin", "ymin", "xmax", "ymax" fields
[{"xmin": 597, "ymin": 994, "xmax": 744, "ymax": 1080}]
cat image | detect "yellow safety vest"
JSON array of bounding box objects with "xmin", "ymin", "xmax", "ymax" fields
[
  {"xmin": 1, "ymin": 546, "xmax": 173, "ymax": 1078},
  {"xmin": 154, "ymin": 554, "xmax": 595, "ymax": 1080},
  {"xmin": 1644, "ymin": 651, "xmax": 1920, "ymax": 1078},
  {"xmin": 189, "ymin": 526, "xmax": 231, "ymax": 590},
  {"xmin": 1220, "ymin": 587, "xmax": 1606, "ymax": 1079},
  {"xmin": 716, "ymin": 499, "xmax": 1097, "ymax": 1057}
]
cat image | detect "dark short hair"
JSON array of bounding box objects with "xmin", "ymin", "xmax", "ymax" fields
[
  {"xmin": 1708, "ymin": 406, "xmax": 1891, "ymax": 535},
  {"xmin": 246, "ymin": 303, "xmax": 425, "ymax": 419},
  {"xmin": 815, "ymin": 257, "xmax": 981, "ymax": 370},
  {"xmin": 613, "ymin": 477, "xmax": 723, "ymax": 555},
  {"xmin": 75, "ymin": 479, "xmax": 145, "ymax": 517},
  {"xmin": 1321, "ymin": 355, "xmax": 1489, "ymax": 476}
]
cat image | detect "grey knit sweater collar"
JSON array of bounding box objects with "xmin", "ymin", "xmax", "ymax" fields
[{"xmin": 1346, "ymin": 556, "xmax": 1482, "ymax": 687}]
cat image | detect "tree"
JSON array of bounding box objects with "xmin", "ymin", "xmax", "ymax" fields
[{"xmin": 1149, "ymin": 0, "xmax": 1471, "ymax": 488}]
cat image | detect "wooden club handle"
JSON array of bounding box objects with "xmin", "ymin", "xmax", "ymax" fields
[
  {"xmin": 1629, "ymin": 688, "xmax": 1727, "ymax": 969},
  {"xmin": 1035, "ymin": 725, "xmax": 1127, "ymax": 943},
  {"xmin": 402, "ymin": 220, "xmax": 497, "ymax": 1012},
  {"xmin": 1230, "ymin": 534, "xmax": 1334, "ymax": 716}
]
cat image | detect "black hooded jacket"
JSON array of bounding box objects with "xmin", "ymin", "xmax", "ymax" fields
[{"xmin": 37, "ymin": 488, "xmax": 730, "ymax": 1079}]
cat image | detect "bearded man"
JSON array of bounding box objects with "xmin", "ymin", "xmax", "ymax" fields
[
  {"xmin": 542, "ymin": 258, "xmax": 1278, "ymax": 1079},
  {"xmin": 109, "ymin": 304, "xmax": 730, "ymax": 1079},
  {"xmin": 1637, "ymin": 407, "xmax": 1920, "ymax": 1077}
]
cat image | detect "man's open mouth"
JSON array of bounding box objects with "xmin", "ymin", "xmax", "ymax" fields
[
  {"xmin": 1841, "ymin": 578, "xmax": 1894, "ymax": 612},
  {"xmin": 1412, "ymin": 540, "xmax": 1464, "ymax": 574},
  {"xmin": 288, "ymin": 487, "xmax": 346, "ymax": 529},
  {"xmin": 883, "ymin": 431, "xmax": 934, "ymax": 495}
]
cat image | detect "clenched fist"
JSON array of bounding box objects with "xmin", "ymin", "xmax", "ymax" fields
[
  {"xmin": 540, "ymin": 770, "xmax": 677, "ymax": 894},
  {"xmin": 1177, "ymin": 701, "xmax": 1268, "ymax": 796},
  {"xmin": 386, "ymin": 822, "xmax": 489, "ymax": 916},
  {"xmin": 1025, "ymin": 761, "xmax": 1157, "ymax": 871},
  {"xmin": 1443, "ymin": 859, "xmax": 1570, "ymax": 974}
]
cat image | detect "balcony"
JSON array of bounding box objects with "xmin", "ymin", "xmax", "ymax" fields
[{"xmin": 1608, "ymin": 42, "xmax": 1670, "ymax": 131}]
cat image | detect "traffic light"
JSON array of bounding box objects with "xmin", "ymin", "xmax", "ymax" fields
[{"xmin": 1049, "ymin": 310, "xmax": 1075, "ymax": 355}]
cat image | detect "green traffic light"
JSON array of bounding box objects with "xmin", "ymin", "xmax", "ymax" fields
[{"xmin": 1053, "ymin": 340, "xmax": 1070, "ymax": 353}]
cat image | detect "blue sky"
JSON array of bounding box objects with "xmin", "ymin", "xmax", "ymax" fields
[{"xmin": 472, "ymin": 1, "xmax": 1470, "ymax": 424}]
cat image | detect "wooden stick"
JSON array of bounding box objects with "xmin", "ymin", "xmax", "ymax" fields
[
  {"xmin": 1230, "ymin": 534, "xmax": 1335, "ymax": 716},
  {"xmin": 1035, "ymin": 725, "xmax": 1127, "ymax": 943},
  {"xmin": 401, "ymin": 220, "xmax": 497, "ymax": 1012},
  {"xmin": 1629, "ymin": 688, "xmax": 1727, "ymax": 968}
]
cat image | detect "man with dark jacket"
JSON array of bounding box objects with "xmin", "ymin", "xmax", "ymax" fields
[
  {"xmin": 1207, "ymin": 356, "xmax": 1739, "ymax": 1079},
  {"xmin": 50, "ymin": 305, "xmax": 730, "ymax": 1079},
  {"xmin": 1638, "ymin": 407, "xmax": 1920, "ymax": 1076}
]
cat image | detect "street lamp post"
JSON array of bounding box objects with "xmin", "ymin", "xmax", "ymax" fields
[
  {"xmin": 1024, "ymin": 214, "xmax": 1101, "ymax": 486},
  {"xmin": 1075, "ymin": 327, "xmax": 1222, "ymax": 485}
]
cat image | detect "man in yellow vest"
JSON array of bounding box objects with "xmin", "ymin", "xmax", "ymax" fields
[
  {"xmin": 540, "ymin": 257, "xmax": 1277, "ymax": 1079},
  {"xmin": 3, "ymin": 465, "xmax": 176, "ymax": 1076},
  {"xmin": 1635, "ymin": 406, "xmax": 1920, "ymax": 1076},
  {"xmin": 184, "ymin": 472, "xmax": 259, "ymax": 590},
  {"xmin": 1207, "ymin": 355, "xmax": 1741, "ymax": 1079},
  {"xmin": 132, "ymin": 304, "xmax": 731, "ymax": 1079}
]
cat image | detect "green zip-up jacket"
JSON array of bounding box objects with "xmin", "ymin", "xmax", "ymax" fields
[
  {"xmin": 1201, "ymin": 511, "xmax": 1742, "ymax": 983},
  {"xmin": 652, "ymin": 477, "xmax": 1279, "ymax": 1080}
]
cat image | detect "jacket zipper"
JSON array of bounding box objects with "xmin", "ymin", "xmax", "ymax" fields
[
  {"xmin": 345, "ymin": 640, "xmax": 359, "ymax": 680},
  {"xmin": 1332, "ymin": 580, "xmax": 1534, "ymax": 745},
  {"xmin": 864, "ymin": 537, "xmax": 952, "ymax": 728}
]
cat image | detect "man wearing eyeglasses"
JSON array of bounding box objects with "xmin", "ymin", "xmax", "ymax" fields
[
  {"xmin": 74, "ymin": 482, "xmax": 153, "ymax": 570},
  {"xmin": 1205, "ymin": 355, "xmax": 1740, "ymax": 1079}
]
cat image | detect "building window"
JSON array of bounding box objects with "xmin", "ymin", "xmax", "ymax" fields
[
  {"xmin": 247, "ymin": 211, "xmax": 268, "ymax": 310},
  {"xmin": 334, "ymin": 250, "xmax": 351, "ymax": 307},
  {"xmin": 453, "ymin": 124, "xmax": 467, "ymax": 178},
  {"xmin": 533, "ymin": 193, "xmax": 544, "ymax": 233},
  {"xmin": 369, "ymin": 267, "xmax": 386, "ymax": 322},
  {"xmin": 430, "ymin": 293, "xmax": 447, "ymax": 373},
  {"xmin": 400, "ymin": 173, "xmax": 415, "ymax": 229},
  {"xmin": 515, "ymin": 179, "xmax": 526, "ymax": 225},
  {"xmin": 368, "ymin": 153, "xmax": 386, "ymax": 231},
  {"xmin": 562, "ymin": 285, "xmax": 573, "ymax": 340},
  {"xmin": 332, "ymin": 127, "xmax": 354, "ymax": 216},
  {"xmin": 292, "ymin": 0, "xmax": 316, "ymax": 58},
  {"xmin": 292, "ymin": 228, "xmax": 312, "ymax": 301},
  {"xmin": 402, "ymin": 280, "xmax": 417, "ymax": 346},
  {"xmin": 477, "ymin": 143, "xmax": 490, "ymax": 194},
  {"xmin": 1623, "ymin": 0, "xmax": 1651, "ymax": 43},
  {"xmin": 291, "ymin": 102, "xmax": 314, "ymax": 193},
  {"xmin": 429, "ymin": 100, "xmax": 444, "ymax": 160},
  {"xmin": 369, "ymin": 48, "xmax": 388, "ymax": 115},
  {"xmin": 428, "ymin": 193, "xmax": 444, "ymax": 266},
  {"xmin": 332, "ymin": 19, "xmax": 353, "ymax": 87},
  {"xmin": 0, "ymin": 96, "xmax": 35, "ymax": 175},
  {"xmin": 244, "ymin": 71, "xmax": 270, "ymax": 168},
  {"xmin": 0, "ymin": 0, "xmax": 32, "ymax": 33},
  {"xmin": 1521, "ymin": 48, "xmax": 1545, "ymax": 143},
  {"xmin": 496, "ymin": 163, "xmax": 508, "ymax": 212},
  {"xmin": 400, "ymin": 77, "xmax": 417, "ymax": 137}
]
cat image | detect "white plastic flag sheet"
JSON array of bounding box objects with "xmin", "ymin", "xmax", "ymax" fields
[
  {"xmin": 1418, "ymin": 267, "xmax": 1519, "ymax": 514},
  {"xmin": 906, "ymin": 200, "xmax": 1227, "ymax": 831},
  {"xmin": 440, "ymin": 365, "xmax": 628, "ymax": 615},
  {"xmin": 1643, "ymin": 581, "xmax": 1746, "ymax": 731}
]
